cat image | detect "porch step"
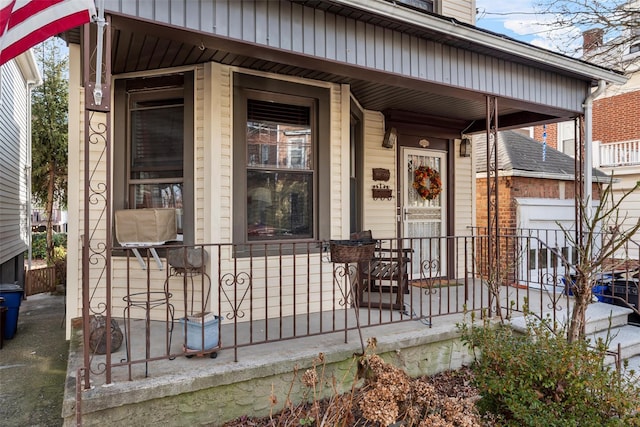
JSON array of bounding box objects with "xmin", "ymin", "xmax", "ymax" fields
[
  {"xmin": 511, "ymin": 303, "xmax": 640, "ymax": 371},
  {"xmin": 510, "ymin": 302, "xmax": 633, "ymax": 335},
  {"xmin": 583, "ymin": 303, "xmax": 633, "ymax": 334},
  {"xmin": 623, "ymin": 355, "xmax": 640, "ymax": 373},
  {"xmin": 590, "ymin": 325, "xmax": 640, "ymax": 363}
]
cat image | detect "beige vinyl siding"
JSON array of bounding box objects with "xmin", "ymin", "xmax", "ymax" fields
[
  {"xmin": 442, "ymin": 0, "xmax": 476, "ymax": 25},
  {"xmin": 0, "ymin": 59, "xmax": 30, "ymax": 264},
  {"xmin": 195, "ymin": 65, "xmax": 206, "ymax": 243},
  {"xmin": 331, "ymin": 83, "xmax": 348, "ymax": 239},
  {"xmin": 66, "ymin": 44, "xmax": 82, "ymax": 338},
  {"xmin": 453, "ymin": 138, "xmax": 475, "ymax": 278},
  {"xmin": 362, "ymin": 110, "xmax": 397, "ymax": 238}
]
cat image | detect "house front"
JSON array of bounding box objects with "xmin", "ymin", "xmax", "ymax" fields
[{"xmin": 61, "ymin": 0, "xmax": 628, "ymax": 423}]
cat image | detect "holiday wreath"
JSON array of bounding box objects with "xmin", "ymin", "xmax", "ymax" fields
[{"xmin": 413, "ymin": 166, "xmax": 442, "ymax": 200}]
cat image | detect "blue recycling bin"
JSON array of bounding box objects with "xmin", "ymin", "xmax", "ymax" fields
[
  {"xmin": 0, "ymin": 284, "xmax": 24, "ymax": 340},
  {"xmin": 561, "ymin": 275, "xmax": 612, "ymax": 303}
]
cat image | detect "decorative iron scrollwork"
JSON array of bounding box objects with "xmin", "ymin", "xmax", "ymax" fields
[{"xmin": 372, "ymin": 184, "xmax": 393, "ymax": 200}]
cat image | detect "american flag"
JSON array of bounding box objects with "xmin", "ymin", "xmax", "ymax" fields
[{"xmin": 0, "ymin": 0, "xmax": 95, "ymax": 66}]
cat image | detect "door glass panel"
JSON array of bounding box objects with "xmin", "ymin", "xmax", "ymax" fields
[{"xmin": 402, "ymin": 148, "xmax": 446, "ymax": 277}]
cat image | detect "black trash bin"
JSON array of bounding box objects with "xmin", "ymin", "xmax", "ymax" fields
[
  {"xmin": 612, "ymin": 280, "xmax": 639, "ymax": 310},
  {"xmin": 0, "ymin": 284, "xmax": 24, "ymax": 340}
]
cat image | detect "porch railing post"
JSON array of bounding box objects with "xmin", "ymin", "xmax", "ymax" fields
[
  {"xmin": 486, "ymin": 96, "xmax": 501, "ymax": 318},
  {"xmin": 81, "ymin": 13, "xmax": 113, "ymax": 389}
]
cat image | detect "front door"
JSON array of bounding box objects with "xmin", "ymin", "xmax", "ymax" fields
[{"xmin": 401, "ymin": 148, "xmax": 447, "ymax": 278}]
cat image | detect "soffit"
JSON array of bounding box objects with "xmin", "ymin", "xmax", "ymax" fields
[
  {"xmin": 100, "ymin": 16, "xmax": 565, "ymax": 130},
  {"xmin": 63, "ymin": 0, "xmax": 606, "ymax": 131}
]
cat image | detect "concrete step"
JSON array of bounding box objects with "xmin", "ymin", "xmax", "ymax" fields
[
  {"xmin": 590, "ymin": 324, "xmax": 640, "ymax": 363},
  {"xmin": 622, "ymin": 355, "xmax": 640, "ymax": 374},
  {"xmin": 510, "ymin": 302, "xmax": 633, "ymax": 335},
  {"xmin": 583, "ymin": 303, "xmax": 633, "ymax": 334}
]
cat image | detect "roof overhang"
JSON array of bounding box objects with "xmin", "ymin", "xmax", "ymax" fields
[
  {"xmin": 63, "ymin": 0, "xmax": 627, "ymax": 135},
  {"xmin": 329, "ymin": 0, "xmax": 627, "ymax": 86}
]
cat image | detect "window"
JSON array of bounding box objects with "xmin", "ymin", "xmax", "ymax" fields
[
  {"xmin": 233, "ymin": 74, "xmax": 330, "ymax": 246},
  {"xmin": 350, "ymin": 98, "xmax": 364, "ymax": 235},
  {"xmin": 246, "ymin": 98, "xmax": 314, "ymax": 240},
  {"xmin": 113, "ymin": 73, "xmax": 194, "ymax": 244},
  {"xmin": 558, "ymin": 121, "xmax": 578, "ymax": 158},
  {"xmin": 393, "ymin": 0, "xmax": 434, "ymax": 12},
  {"xmin": 629, "ymin": 29, "xmax": 640, "ymax": 54}
]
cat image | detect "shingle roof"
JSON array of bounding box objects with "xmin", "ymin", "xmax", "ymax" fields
[{"xmin": 475, "ymin": 130, "xmax": 609, "ymax": 181}]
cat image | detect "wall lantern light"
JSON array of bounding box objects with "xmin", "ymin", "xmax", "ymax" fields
[
  {"xmin": 382, "ymin": 127, "xmax": 397, "ymax": 148},
  {"xmin": 460, "ymin": 138, "xmax": 472, "ymax": 157}
]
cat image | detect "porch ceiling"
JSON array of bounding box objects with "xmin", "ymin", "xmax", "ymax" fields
[{"xmin": 73, "ymin": 12, "xmax": 578, "ymax": 134}]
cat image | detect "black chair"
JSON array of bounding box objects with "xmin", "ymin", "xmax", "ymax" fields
[{"xmin": 350, "ymin": 231, "xmax": 411, "ymax": 310}]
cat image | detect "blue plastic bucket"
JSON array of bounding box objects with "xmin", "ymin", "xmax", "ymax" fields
[{"xmin": 180, "ymin": 313, "xmax": 220, "ymax": 351}]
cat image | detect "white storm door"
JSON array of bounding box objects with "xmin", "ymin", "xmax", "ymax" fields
[{"xmin": 402, "ymin": 148, "xmax": 447, "ymax": 278}]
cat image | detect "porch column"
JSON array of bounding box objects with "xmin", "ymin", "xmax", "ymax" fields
[
  {"xmin": 486, "ymin": 96, "xmax": 500, "ymax": 318},
  {"xmin": 81, "ymin": 13, "xmax": 113, "ymax": 387}
]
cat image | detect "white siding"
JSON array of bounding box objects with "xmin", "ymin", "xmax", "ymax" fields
[
  {"xmin": 362, "ymin": 110, "xmax": 397, "ymax": 238},
  {"xmin": 453, "ymin": 138, "xmax": 475, "ymax": 278},
  {"xmin": 442, "ymin": 0, "xmax": 475, "ymax": 25},
  {"xmin": 0, "ymin": 58, "xmax": 31, "ymax": 264},
  {"xmin": 602, "ymin": 166, "xmax": 640, "ymax": 260}
]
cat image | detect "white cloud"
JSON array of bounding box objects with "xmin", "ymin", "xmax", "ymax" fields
[{"xmin": 475, "ymin": 1, "xmax": 584, "ymax": 56}]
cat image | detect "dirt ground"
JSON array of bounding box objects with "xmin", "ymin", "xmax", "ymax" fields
[{"xmin": 0, "ymin": 292, "xmax": 68, "ymax": 427}]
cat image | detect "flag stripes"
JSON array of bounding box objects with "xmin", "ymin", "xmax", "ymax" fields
[{"xmin": 0, "ymin": 0, "xmax": 95, "ymax": 65}]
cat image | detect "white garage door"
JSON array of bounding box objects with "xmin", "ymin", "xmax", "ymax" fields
[{"xmin": 516, "ymin": 198, "xmax": 578, "ymax": 291}]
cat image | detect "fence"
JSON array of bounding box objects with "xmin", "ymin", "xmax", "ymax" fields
[{"xmin": 25, "ymin": 265, "xmax": 57, "ymax": 296}]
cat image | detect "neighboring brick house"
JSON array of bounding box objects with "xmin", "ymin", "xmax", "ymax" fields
[
  {"xmin": 475, "ymin": 130, "xmax": 606, "ymax": 288},
  {"xmin": 531, "ymin": 20, "xmax": 640, "ymax": 257}
]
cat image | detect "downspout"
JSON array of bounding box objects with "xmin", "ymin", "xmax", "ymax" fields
[
  {"xmin": 583, "ymin": 79, "xmax": 607, "ymax": 220},
  {"xmin": 26, "ymin": 79, "xmax": 38, "ymax": 270}
]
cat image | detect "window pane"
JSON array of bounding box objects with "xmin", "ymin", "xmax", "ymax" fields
[
  {"xmin": 562, "ymin": 138, "xmax": 575, "ymax": 157},
  {"xmin": 246, "ymin": 100, "xmax": 312, "ymax": 170},
  {"xmin": 247, "ymin": 171, "xmax": 312, "ymax": 240},
  {"xmin": 131, "ymin": 183, "xmax": 184, "ymax": 234},
  {"xmin": 529, "ymin": 248, "xmax": 536, "ymax": 270},
  {"xmin": 539, "ymin": 248, "xmax": 548, "ymax": 269},
  {"xmin": 130, "ymin": 104, "xmax": 184, "ymax": 179}
]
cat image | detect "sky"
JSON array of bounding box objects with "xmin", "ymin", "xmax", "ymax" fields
[{"xmin": 474, "ymin": 0, "xmax": 584, "ymax": 56}]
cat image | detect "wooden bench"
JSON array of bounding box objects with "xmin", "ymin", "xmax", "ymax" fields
[{"xmin": 350, "ymin": 231, "xmax": 411, "ymax": 311}]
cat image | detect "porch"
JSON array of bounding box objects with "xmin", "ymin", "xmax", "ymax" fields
[
  {"xmin": 597, "ymin": 139, "xmax": 640, "ymax": 167},
  {"xmin": 63, "ymin": 231, "xmax": 640, "ymax": 425}
]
